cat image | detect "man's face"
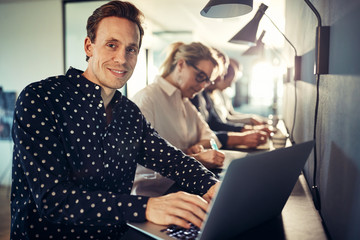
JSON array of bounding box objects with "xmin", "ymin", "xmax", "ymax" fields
[{"xmin": 84, "ymin": 17, "xmax": 140, "ymax": 93}]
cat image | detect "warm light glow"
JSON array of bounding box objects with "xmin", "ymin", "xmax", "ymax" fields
[
  {"xmin": 249, "ymin": 62, "xmax": 274, "ymax": 105},
  {"xmin": 249, "ymin": 61, "xmax": 284, "ymax": 109}
]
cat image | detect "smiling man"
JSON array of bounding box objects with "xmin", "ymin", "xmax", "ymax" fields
[
  {"xmin": 10, "ymin": 1, "xmax": 219, "ymax": 239},
  {"xmin": 83, "ymin": 16, "xmax": 140, "ymax": 108}
]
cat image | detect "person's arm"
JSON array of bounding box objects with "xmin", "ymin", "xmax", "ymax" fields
[
  {"xmin": 190, "ymin": 149, "xmax": 225, "ymax": 169},
  {"xmin": 145, "ymin": 178, "xmax": 221, "ymax": 229},
  {"xmin": 146, "ymin": 192, "xmax": 209, "ymax": 228},
  {"xmin": 135, "ymin": 117, "xmax": 219, "ymax": 227},
  {"xmin": 214, "ymin": 131, "xmax": 229, "ymax": 147},
  {"xmin": 136, "ymin": 114, "xmax": 218, "ymax": 194},
  {"xmin": 208, "ymin": 108, "xmax": 245, "ymax": 132},
  {"xmin": 192, "ymin": 103, "xmax": 222, "ymax": 149},
  {"xmin": 132, "ymin": 90, "xmax": 156, "ymax": 126},
  {"xmin": 13, "ymin": 85, "xmax": 149, "ymax": 226},
  {"xmin": 242, "ymin": 124, "xmax": 272, "ymax": 135},
  {"xmin": 226, "ymin": 131, "xmax": 268, "ymax": 148},
  {"xmin": 200, "ymin": 91, "xmax": 245, "ymax": 132},
  {"xmin": 184, "ymin": 141, "xmax": 225, "ymax": 169},
  {"xmin": 227, "ymin": 113, "xmax": 268, "ymax": 125},
  {"xmin": 127, "ymin": 99, "xmax": 220, "ymax": 228},
  {"xmin": 185, "ymin": 105, "xmax": 225, "ymax": 168}
]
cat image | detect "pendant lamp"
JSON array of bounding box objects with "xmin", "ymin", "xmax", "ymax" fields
[{"xmin": 200, "ymin": 0, "xmax": 253, "ymax": 18}]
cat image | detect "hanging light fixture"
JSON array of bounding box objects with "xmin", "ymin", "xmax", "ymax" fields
[
  {"xmin": 242, "ymin": 30, "xmax": 266, "ymax": 56},
  {"xmin": 200, "ymin": 0, "xmax": 253, "ymax": 18},
  {"xmin": 229, "ymin": 3, "xmax": 301, "ymax": 80},
  {"xmin": 228, "ymin": 3, "xmax": 268, "ymax": 45}
]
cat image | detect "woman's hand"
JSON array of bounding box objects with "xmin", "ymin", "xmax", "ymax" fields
[
  {"xmin": 227, "ymin": 130, "xmax": 272, "ymax": 148},
  {"xmin": 185, "ymin": 144, "xmax": 204, "ymax": 155},
  {"xmin": 191, "ymin": 149, "xmax": 225, "ymax": 169}
]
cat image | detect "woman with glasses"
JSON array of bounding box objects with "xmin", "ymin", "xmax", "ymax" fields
[{"xmin": 131, "ymin": 42, "xmax": 225, "ymax": 196}]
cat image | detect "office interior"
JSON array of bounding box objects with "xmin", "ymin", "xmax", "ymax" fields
[{"xmin": 0, "ymin": 0, "xmax": 359, "ymax": 239}]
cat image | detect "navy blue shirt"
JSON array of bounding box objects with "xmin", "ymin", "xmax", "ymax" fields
[
  {"xmin": 191, "ymin": 91, "xmax": 245, "ymax": 147},
  {"xmin": 11, "ymin": 67, "xmax": 217, "ymax": 239}
]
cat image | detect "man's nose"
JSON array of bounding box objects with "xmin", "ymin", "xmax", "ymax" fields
[{"xmin": 114, "ymin": 48, "xmax": 126, "ymax": 64}]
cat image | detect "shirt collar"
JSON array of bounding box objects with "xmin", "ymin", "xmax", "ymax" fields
[
  {"xmin": 155, "ymin": 75, "xmax": 179, "ymax": 97},
  {"xmin": 65, "ymin": 67, "xmax": 123, "ymax": 104}
]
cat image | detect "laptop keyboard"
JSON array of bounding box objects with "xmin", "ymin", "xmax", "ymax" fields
[{"xmin": 161, "ymin": 223, "xmax": 200, "ymax": 239}]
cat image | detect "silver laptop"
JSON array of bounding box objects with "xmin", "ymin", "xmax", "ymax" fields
[{"xmin": 127, "ymin": 140, "xmax": 314, "ymax": 240}]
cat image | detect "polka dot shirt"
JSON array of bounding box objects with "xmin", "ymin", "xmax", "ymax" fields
[{"xmin": 10, "ymin": 67, "xmax": 218, "ymax": 239}]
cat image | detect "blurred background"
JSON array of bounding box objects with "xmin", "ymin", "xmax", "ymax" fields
[{"xmin": 1, "ymin": 0, "xmax": 360, "ymax": 239}]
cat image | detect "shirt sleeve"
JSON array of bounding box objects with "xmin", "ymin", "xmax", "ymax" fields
[
  {"xmin": 208, "ymin": 108, "xmax": 245, "ymax": 132},
  {"xmin": 131, "ymin": 90, "xmax": 155, "ymax": 126},
  {"xmin": 12, "ymin": 85, "xmax": 149, "ymax": 226},
  {"xmin": 191, "ymin": 103, "xmax": 222, "ymax": 149},
  {"xmin": 214, "ymin": 131, "xmax": 229, "ymax": 147},
  {"xmin": 136, "ymin": 113, "xmax": 218, "ymax": 196}
]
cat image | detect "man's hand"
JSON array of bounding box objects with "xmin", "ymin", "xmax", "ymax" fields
[
  {"xmin": 146, "ymin": 192, "xmax": 209, "ymax": 229},
  {"xmin": 191, "ymin": 149, "xmax": 225, "ymax": 169},
  {"xmin": 202, "ymin": 182, "xmax": 221, "ymax": 203}
]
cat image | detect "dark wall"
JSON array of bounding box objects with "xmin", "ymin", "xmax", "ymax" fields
[{"xmin": 283, "ymin": 0, "xmax": 360, "ymax": 239}]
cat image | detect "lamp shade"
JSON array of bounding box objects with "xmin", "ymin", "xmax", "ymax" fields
[
  {"xmin": 242, "ymin": 30, "xmax": 266, "ymax": 55},
  {"xmin": 229, "ymin": 3, "xmax": 268, "ymax": 45},
  {"xmin": 200, "ymin": 0, "xmax": 253, "ymax": 18}
]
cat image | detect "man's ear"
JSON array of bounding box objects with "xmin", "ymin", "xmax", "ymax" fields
[{"xmin": 84, "ymin": 37, "xmax": 93, "ymax": 59}]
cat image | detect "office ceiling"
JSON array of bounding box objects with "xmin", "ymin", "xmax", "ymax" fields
[
  {"xmin": 2, "ymin": 0, "xmax": 286, "ymax": 56},
  {"xmin": 128, "ymin": 0, "xmax": 286, "ymax": 55}
]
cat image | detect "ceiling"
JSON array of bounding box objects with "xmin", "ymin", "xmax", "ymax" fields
[
  {"xmin": 1, "ymin": 0, "xmax": 287, "ymax": 56},
  {"xmin": 127, "ymin": 0, "xmax": 287, "ymax": 56}
]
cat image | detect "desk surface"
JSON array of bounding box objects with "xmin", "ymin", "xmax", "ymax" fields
[
  {"xmin": 234, "ymin": 173, "xmax": 328, "ymax": 240},
  {"xmin": 281, "ymin": 174, "xmax": 328, "ymax": 239},
  {"xmin": 236, "ymin": 120, "xmax": 328, "ymax": 239}
]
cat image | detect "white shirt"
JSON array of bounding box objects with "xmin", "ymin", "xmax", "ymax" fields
[
  {"xmin": 211, "ymin": 89, "xmax": 230, "ymax": 123},
  {"xmin": 130, "ymin": 76, "xmax": 220, "ymax": 196},
  {"xmin": 132, "ymin": 76, "xmax": 220, "ymax": 150}
]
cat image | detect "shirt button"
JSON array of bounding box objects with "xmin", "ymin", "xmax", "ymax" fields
[
  {"xmin": 98, "ymin": 103, "xmax": 102, "ymax": 108},
  {"xmin": 95, "ymin": 86, "xmax": 100, "ymax": 90}
]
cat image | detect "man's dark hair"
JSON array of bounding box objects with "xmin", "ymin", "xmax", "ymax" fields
[{"xmin": 86, "ymin": 0, "xmax": 145, "ymax": 61}]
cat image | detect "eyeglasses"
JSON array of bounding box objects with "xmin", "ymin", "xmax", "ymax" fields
[{"xmin": 186, "ymin": 62, "xmax": 212, "ymax": 84}]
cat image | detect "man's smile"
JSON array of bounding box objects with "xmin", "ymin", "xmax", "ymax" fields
[{"xmin": 108, "ymin": 68, "xmax": 127, "ymax": 77}]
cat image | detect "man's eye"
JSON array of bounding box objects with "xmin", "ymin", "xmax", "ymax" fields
[
  {"xmin": 127, "ymin": 47, "xmax": 138, "ymax": 55},
  {"xmin": 107, "ymin": 43, "xmax": 116, "ymax": 48}
]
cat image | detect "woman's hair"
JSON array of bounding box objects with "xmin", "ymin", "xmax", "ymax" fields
[
  {"xmin": 224, "ymin": 58, "xmax": 241, "ymax": 83},
  {"xmin": 85, "ymin": 0, "xmax": 145, "ymax": 61},
  {"xmin": 224, "ymin": 62, "xmax": 236, "ymax": 81},
  {"xmin": 160, "ymin": 42, "xmax": 219, "ymax": 79},
  {"xmin": 212, "ymin": 47, "xmax": 230, "ymax": 78},
  {"xmin": 229, "ymin": 58, "xmax": 240, "ymax": 72}
]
